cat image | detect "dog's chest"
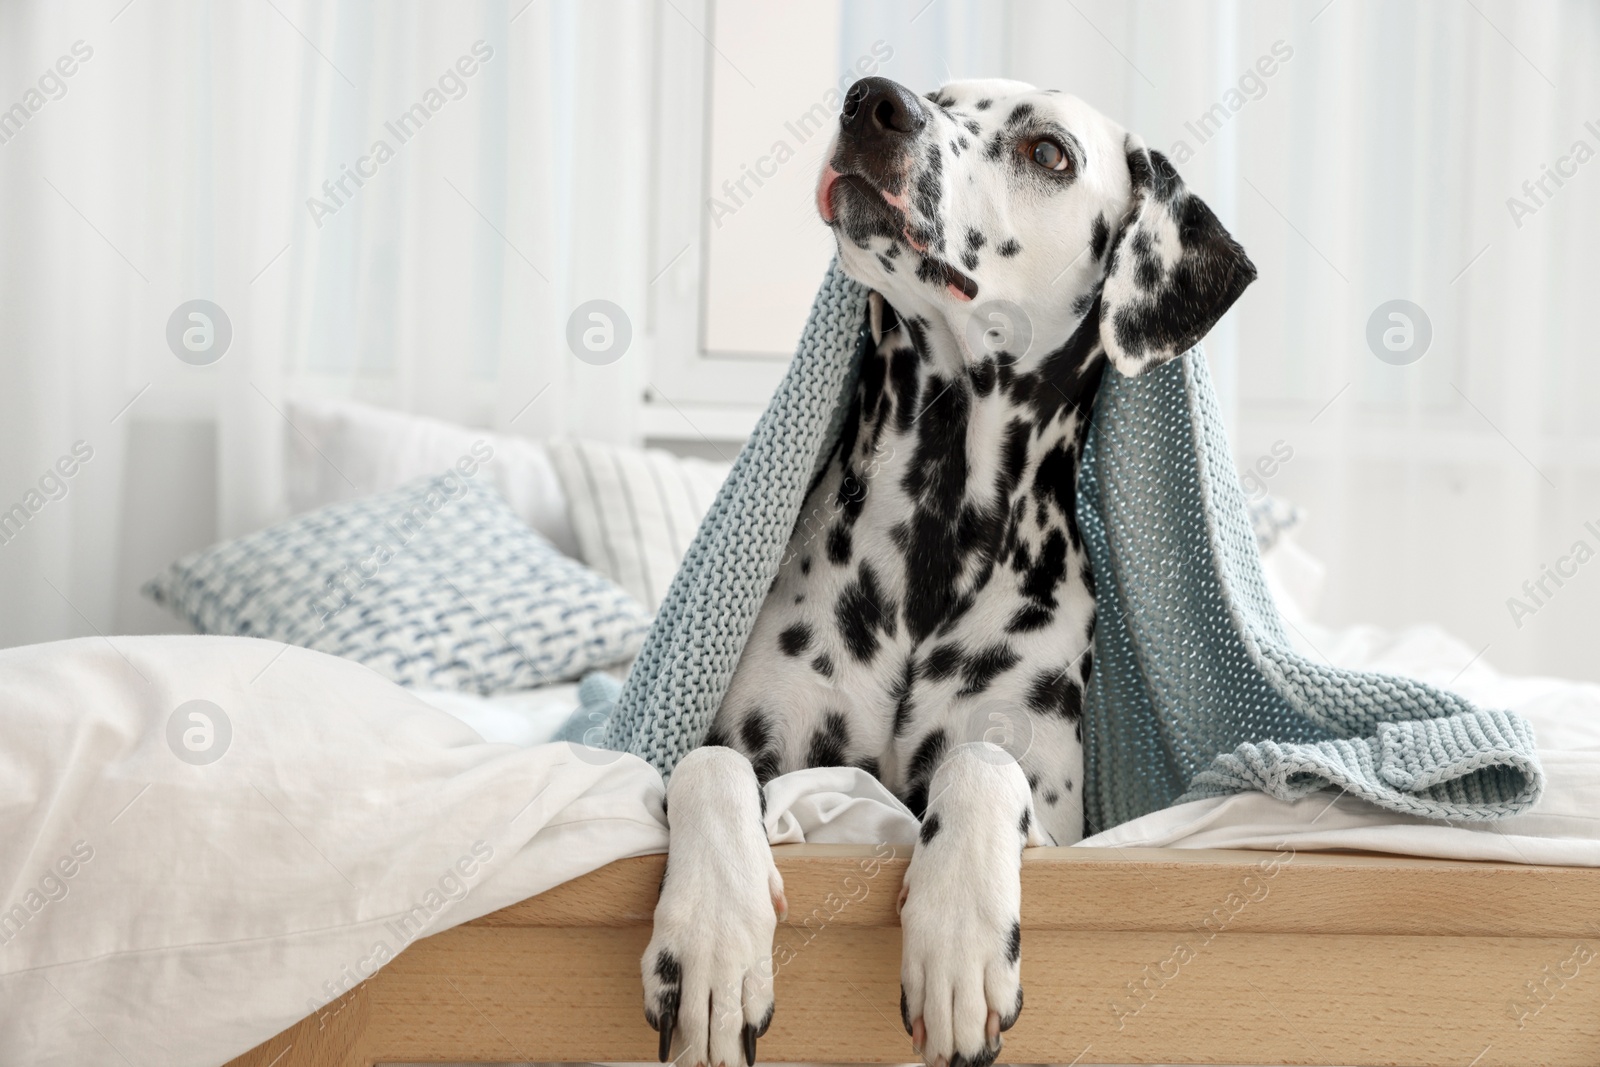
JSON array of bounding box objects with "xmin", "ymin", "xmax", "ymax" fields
[{"xmin": 713, "ymin": 318, "xmax": 1099, "ymax": 843}]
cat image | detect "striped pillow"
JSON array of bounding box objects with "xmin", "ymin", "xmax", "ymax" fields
[
  {"xmin": 143, "ymin": 476, "xmax": 651, "ymax": 692},
  {"xmin": 547, "ymin": 440, "xmax": 730, "ymax": 611}
]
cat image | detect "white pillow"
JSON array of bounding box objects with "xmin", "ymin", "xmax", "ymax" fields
[
  {"xmin": 546, "ymin": 439, "xmax": 731, "ymax": 611},
  {"xmin": 285, "ymin": 396, "xmax": 580, "ymax": 559}
]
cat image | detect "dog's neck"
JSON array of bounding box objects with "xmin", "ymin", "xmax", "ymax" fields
[{"xmin": 874, "ymin": 289, "xmax": 1106, "ymax": 398}]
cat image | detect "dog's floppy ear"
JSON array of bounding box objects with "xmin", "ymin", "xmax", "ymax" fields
[{"xmin": 1098, "ymin": 134, "xmax": 1256, "ymax": 376}]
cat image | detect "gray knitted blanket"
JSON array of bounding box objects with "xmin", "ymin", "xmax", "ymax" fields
[{"xmin": 588, "ymin": 261, "xmax": 1543, "ymax": 832}]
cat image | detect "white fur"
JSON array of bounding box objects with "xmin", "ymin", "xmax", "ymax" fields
[
  {"xmin": 900, "ymin": 743, "xmax": 1047, "ymax": 1065},
  {"xmin": 644, "ymin": 748, "xmax": 784, "ymax": 1067}
]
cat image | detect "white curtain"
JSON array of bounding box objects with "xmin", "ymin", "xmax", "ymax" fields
[
  {"xmin": 0, "ymin": 0, "xmax": 652, "ymax": 647},
  {"xmin": 1007, "ymin": 0, "xmax": 1600, "ymax": 681},
  {"xmin": 4, "ymin": 0, "xmax": 1596, "ymax": 682}
]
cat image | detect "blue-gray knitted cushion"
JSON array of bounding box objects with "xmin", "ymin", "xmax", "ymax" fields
[{"xmin": 143, "ymin": 475, "xmax": 650, "ymax": 692}]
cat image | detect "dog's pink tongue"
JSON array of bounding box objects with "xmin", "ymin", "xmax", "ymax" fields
[{"xmin": 817, "ymin": 165, "xmax": 843, "ymax": 222}]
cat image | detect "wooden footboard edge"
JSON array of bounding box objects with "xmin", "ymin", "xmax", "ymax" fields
[{"xmin": 226, "ymin": 844, "xmax": 1600, "ymax": 1067}]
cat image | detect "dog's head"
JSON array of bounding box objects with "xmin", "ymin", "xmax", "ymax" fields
[{"xmin": 817, "ymin": 77, "xmax": 1255, "ymax": 375}]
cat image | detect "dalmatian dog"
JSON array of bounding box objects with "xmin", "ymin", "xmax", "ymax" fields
[{"xmin": 642, "ymin": 76, "xmax": 1255, "ymax": 1067}]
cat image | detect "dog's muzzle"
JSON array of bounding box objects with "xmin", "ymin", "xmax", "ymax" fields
[
  {"xmin": 818, "ymin": 77, "xmax": 927, "ymax": 224},
  {"xmin": 818, "ymin": 77, "xmax": 979, "ymax": 302}
]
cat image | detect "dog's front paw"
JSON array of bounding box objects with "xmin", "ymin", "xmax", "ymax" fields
[
  {"xmin": 898, "ymin": 743, "xmax": 1036, "ymax": 1067},
  {"xmin": 644, "ymin": 747, "xmax": 786, "ymax": 1067}
]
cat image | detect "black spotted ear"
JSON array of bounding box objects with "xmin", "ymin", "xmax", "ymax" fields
[{"xmin": 1099, "ymin": 135, "xmax": 1256, "ymax": 376}]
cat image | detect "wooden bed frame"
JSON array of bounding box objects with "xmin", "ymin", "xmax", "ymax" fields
[{"xmin": 226, "ymin": 844, "xmax": 1600, "ymax": 1067}]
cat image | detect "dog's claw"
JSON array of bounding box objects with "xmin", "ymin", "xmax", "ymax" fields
[
  {"xmin": 742, "ymin": 1021, "xmax": 757, "ymax": 1065},
  {"xmin": 658, "ymin": 1015, "xmax": 674, "ymax": 1062}
]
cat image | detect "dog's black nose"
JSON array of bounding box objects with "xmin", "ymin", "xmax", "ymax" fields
[{"xmin": 840, "ymin": 77, "xmax": 927, "ymax": 144}]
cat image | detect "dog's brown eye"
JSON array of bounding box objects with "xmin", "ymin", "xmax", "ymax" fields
[{"xmin": 1028, "ymin": 139, "xmax": 1070, "ymax": 172}]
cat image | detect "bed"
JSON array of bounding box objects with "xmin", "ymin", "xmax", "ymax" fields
[
  {"xmin": 223, "ymin": 843, "xmax": 1600, "ymax": 1067},
  {"xmin": 9, "ymin": 407, "xmax": 1599, "ymax": 1066},
  {"xmin": 212, "ymin": 621, "xmax": 1600, "ymax": 1067},
  {"xmin": 6, "ymin": 620, "xmax": 1600, "ymax": 1066}
]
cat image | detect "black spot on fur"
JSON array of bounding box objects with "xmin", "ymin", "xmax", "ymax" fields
[
  {"xmin": 1090, "ymin": 213, "xmax": 1111, "ymax": 260},
  {"xmin": 647, "ymin": 948, "xmax": 682, "ymax": 1037},
  {"xmin": 827, "ymin": 523, "xmax": 853, "ymax": 565},
  {"xmin": 958, "ymin": 643, "xmax": 1019, "ymax": 696},
  {"xmin": 811, "ymin": 652, "xmax": 834, "ymax": 678},
  {"xmin": 778, "ymin": 622, "xmax": 812, "ymax": 657},
  {"xmin": 836, "ymin": 562, "xmax": 896, "ymax": 662},
  {"xmin": 891, "ymin": 655, "xmax": 918, "ymax": 735},
  {"xmin": 961, "ymin": 249, "xmax": 979, "ymax": 272},
  {"xmin": 920, "ymin": 811, "xmax": 942, "ymax": 845},
  {"xmin": 742, "ymin": 711, "xmax": 782, "ymax": 784},
  {"xmin": 1017, "ymin": 529, "xmax": 1068, "ymax": 620},
  {"xmin": 1033, "ymin": 441, "xmax": 1081, "ymax": 545},
  {"xmin": 1019, "ymin": 807, "xmax": 1031, "ymax": 836},
  {"xmin": 741, "ymin": 712, "xmax": 770, "ymax": 753},
  {"xmin": 969, "ymin": 357, "xmax": 997, "ymax": 397},
  {"xmin": 838, "ymin": 471, "xmax": 869, "ymax": 526},
  {"xmin": 897, "ymin": 380, "xmax": 985, "ymax": 642},
  {"xmin": 704, "ymin": 725, "xmax": 730, "ymax": 748},
  {"xmin": 910, "ymin": 143, "xmax": 945, "ymax": 250},
  {"xmin": 752, "ymin": 750, "xmax": 780, "ymax": 785},
  {"xmin": 923, "ymin": 642, "xmax": 963, "ymax": 681},
  {"xmin": 903, "ymin": 728, "xmax": 948, "ymax": 816},
  {"xmin": 1024, "ymin": 669, "xmax": 1084, "ymax": 721},
  {"xmin": 975, "ymin": 98, "xmax": 992, "ymax": 110},
  {"xmin": 1000, "ymin": 419, "xmax": 1029, "ymax": 496},
  {"xmin": 1007, "ymin": 603, "xmax": 1055, "ymax": 633},
  {"xmin": 887, "ymin": 347, "xmax": 921, "ymax": 433},
  {"xmin": 855, "ymin": 756, "xmax": 881, "ymax": 779},
  {"xmin": 800, "ymin": 556, "xmax": 812, "ymax": 575},
  {"xmin": 966, "ymin": 229, "xmax": 986, "ymax": 251},
  {"xmin": 806, "ymin": 711, "xmax": 851, "ymax": 768},
  {"xmin": 1044, "ymin": 790, "xmax": 1060, "ymax": 806},
  {"xmin": 965, "ymin": 118, "xmax": 981, "ymax": 136},
  {"xmin": 1005, "ymin": 920, "xmax": 1021, "ymax": 963},
  {"xmin": 996, "ymin": 238, "xmax": 1021, "ymax": 257},
  {"xmin": 901, "ymin": 987, "xmax": 913, "ymax": 1034}
]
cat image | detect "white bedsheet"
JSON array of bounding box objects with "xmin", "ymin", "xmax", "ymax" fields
[
  {"xmin": 4, "ymin": 624, "xmax": 1598, "ymax": 1066},
  {"xmin": 0, "ymin": 637, "xmax": 911, "ymax": 1066}
]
